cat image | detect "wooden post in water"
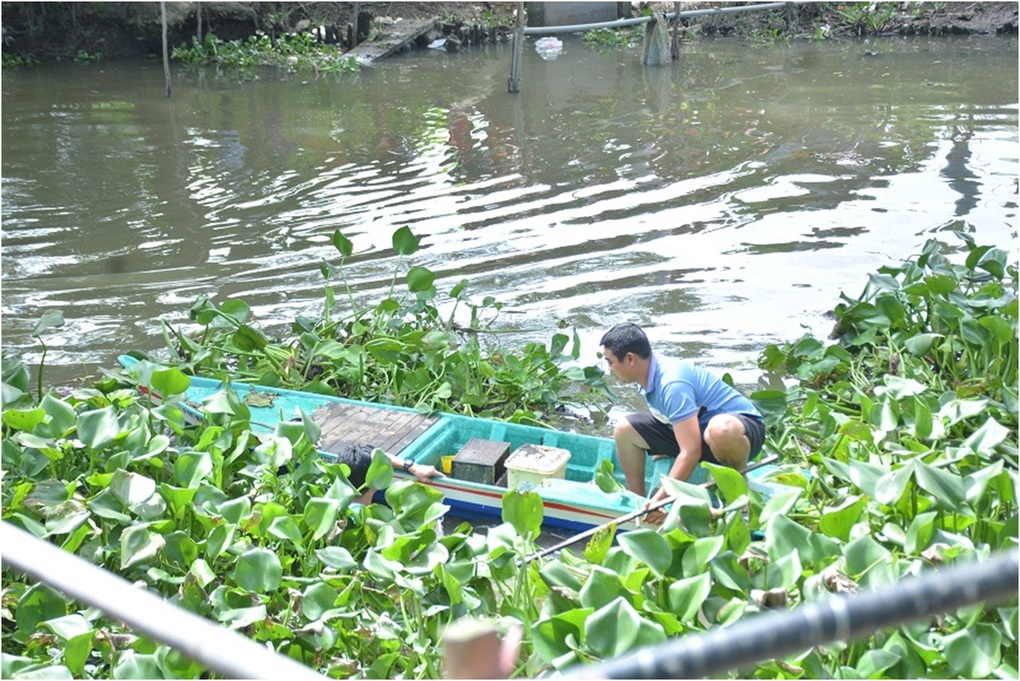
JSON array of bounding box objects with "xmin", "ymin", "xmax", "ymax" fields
[
  {"xmin": 672, "ymin": 1, "xmax": 680, "ymax": 59},
  {"xmin": 508, "ymin": 1, "xmax": 524, "ymax": 93},
  {"xmin": 160, "ymin": 1, "xmax": 171, "ymax": 98}
]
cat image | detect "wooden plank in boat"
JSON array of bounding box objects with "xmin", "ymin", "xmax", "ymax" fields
[{"xmin": 313, "ymin": 402, "xmax": 437, "ymax": 456}]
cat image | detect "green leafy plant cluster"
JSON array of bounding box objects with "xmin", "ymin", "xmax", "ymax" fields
[
  {"xmin": 161, "ymin": 226, "xmax": 611, "ymax": 425},
  {"xmin": 2, "ymin": 52, "xmax": 40, "ymax": 68},
  {"xmin": 171, "ymin": 30, "xmax": 357, "ymax": 74},
  {"xmin": 2, "ymin": 234, "xmax": 1016, "ymax": 679},
  {"xmin": 1, "ymin": 357, "xmax": 550, "ymax": 678}
]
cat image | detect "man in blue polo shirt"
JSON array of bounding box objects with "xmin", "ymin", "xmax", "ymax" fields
[{"xmin": 599, "ymin": 323, "xmax": 765, "ymax": 516}]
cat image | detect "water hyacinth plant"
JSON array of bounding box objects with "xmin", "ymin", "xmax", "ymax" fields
[
  {"xmin": 2, "ymin": 231, "xmax": 1016, "ymax": 679},
  {"xmin": 160, "ymin": 226, "xmax": 612, "ymax": 426}
]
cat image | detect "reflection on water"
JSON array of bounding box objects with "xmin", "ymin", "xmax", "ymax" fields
[{"xmin": 2, "ymin": 35, "xmax": 1017, "ymax": 399}]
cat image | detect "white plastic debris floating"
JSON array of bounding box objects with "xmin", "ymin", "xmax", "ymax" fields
[{"xmin": 534, "ymin": 37, "xmax": 563, "ymax": 60}]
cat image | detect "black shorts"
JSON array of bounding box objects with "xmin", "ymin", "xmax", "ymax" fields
[{"xmin": 626, "ymin": 408, "xmax": 766, "ymax": 465}]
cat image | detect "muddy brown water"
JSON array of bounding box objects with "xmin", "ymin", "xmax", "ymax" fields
[{"xmin": 2, "ymin": 35, "xmax": 1017, "ymax": 418}]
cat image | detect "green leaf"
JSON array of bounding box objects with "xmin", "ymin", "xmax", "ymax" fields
[
  {"xmin": 39, "ymin": 614, "xmax": 92, "ymax": 640},
  {"xmin": 65, "ymin": 630, "xmax": 96, "ymax": 677},
  {"xmin": 585, "ymin": 597, "xmax": 665, "ymax": 659},
  {"xmin": 583, "ymin": 522, "xmax": 617, "ymax": 564},
  {"xmin": 533, "ymin": 610, "xmax": 591, "ymax": 663},
  {"xmin": 904, "ymin": 333, "xmax": 943, "ymax": 356},
  {"xmin": 17, "ymin": 583, "xmax": 67, "ymax": 634},
  {"xmin": 151, "ymin": 367, "xmax": 190, "ymax": 398},
  {"xmin": 943, "ymin": 623, "xmax": 1002, "ymax": 678},
  {"xmin": 879, "ymin": 375, "xmax": 926, "ymax": 399},
  {"xmin": 617, "ymin": 529, "xmax": 672, "ymax": 578},
  {"xmin": 843, "ymin": 534, "xmax": 891, "ymax": 578},
  {"xmin": 252, "ymin": 435, "xmax": 292, "ymax": 470},
  {"xmin": 914, "ymin": 461, "xmax": 965, "ymax": 509},
  {"xmin": 855, "ymin": 649, "xmax": 901, "ymax": 679},
  {"xmin": 406, "ymin": 266, "xmax": 435, "ymax": 292},
  {"xmin": 233, "ymin": 548, "xmax": 282, "ymax": 592},
  {"xmin": 925, "ymin": 273, "xmax": 957, "ymax": 295},
  {"xmin": 232, "ymin": 325, "xmax": 267, "ymax": 352},
  {"xmin": 303, "ymin": 497, "xmax": 340, "ymax": 541},
  {"xmin": 39, "ymin": 393, "xmax": 74, "ymax": 436},
  {"xmin": 963, "ymin": 417, "xmax": 1010, "ymax": 455},
  {"xmin": 766, "ymin": 514, "xmax": 840, "ymax": 566},
  {"xmin": 667, "ymin": 572, "xmax": 711, "ymax": 623},
  {"xmin": 15, "ymin": 664, "xmax": 75, "ymax": 679},
  {"xmin": 392, "ymin": 226, "xmax": 420, "ymax": 255},
  {"xmin": 31, "ymin": 310, "xmax": 65, "ymax": 337},
  {"xmin": 364, "ymin": 447, "xmax": 393, "ymax": 490},
  {"xmin": 912, "ymin": 397, "xmax": 933, "ymax": 440},
  {"xmin": 3, "ymin": 406, "xmax": 46, "ymax": 432},
  {"xmin": 163, "ymin": 531, "xmax": 199, "ymax": 571},
  {"xmin": 579, "ymin": 567, "xmax": 630, "ymax": 610},
  {"xmin": 120, "ymin": 524, "xmax": 165, "ymax": 570},
  {"xmin": 205, "ymin": 524, "xmax": 236, "ymax": 561},
  {"xmin": 302, "ymin": 582, "xmax": 338, "ymax": 621},
  {"xmin": 220, "ymin": 298, "xmax": 251, "ymax": 324},
  {"xmin": 594, "ymin": 458, "xmax": 625, "ymax": 493},
  {"xmin": 681, "ymin": 535, "xmax": 725, "ymax": 575},
  {"xmin": 267, "ymin": 515, "xmax": 305, "ymax": 551},
  {"xmin": 315, "ymin": 546, "xmax": 356, "ymax": 571},
  {"xmin": 110, "ymin": 469, "xmax": 156, "ymax": 507},
  {"xmin": 173, "ymin": 450, "xmax": 213, "ymax": 488},
  {"xmin": 77, "ymin": 406, "xmax": 119, "ymax": 450},
  {"xmin": 703, "ymin": 461, "xmax": 747, "ymax": 506},
  {"xmin": 113, "ymin": 652, "xmax": 163, "ymax": 680},
  {"xmin": 502, "ymin": 488, "xmax": 543, "ymax": 539},
  {"xmin": 332, "ymin": 230, "xmax": 353, "ymax": 257},
  {"xmin": 979, "ymin": 315, "xmax": 1014, "ymax": 345},
  {"xmin": 874, "ymin": 465, "xmax": 913, "ymax": 506},
  {"xmin": 905, "ymin": 511, "xmax": 938, "ymax": 554},
  {"xmin": 819, "ymin": 495, "xmax": 866, "ymax": 542},
  {"xmin": 435, "ymin": 564, "xmax": 464, "ymax": 605}
]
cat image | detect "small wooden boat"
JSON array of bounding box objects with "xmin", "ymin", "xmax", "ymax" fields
[{"xmin": 119, "ymin": 355, "xmax": 788, "ymax": 533}]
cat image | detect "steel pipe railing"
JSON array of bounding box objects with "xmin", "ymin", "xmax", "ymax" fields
[
  {"xmin": 564, "ymin": 549, "xmax": 1019, "ymax": 679},
  {"xmin": 523, "ymin": 2, "xmax": 792, "ymax": 36},
  {"xmin": 1, "ymin": 521, "xmax": 324, "ymax": 680}
]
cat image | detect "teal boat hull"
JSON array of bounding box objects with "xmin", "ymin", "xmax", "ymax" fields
[{"xmin": 119, "ymin": 355, "xmax": 790, "ymax": 533}]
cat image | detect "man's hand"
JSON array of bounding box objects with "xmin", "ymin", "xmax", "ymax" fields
[
  {"xmin": 408, "ymin": 463, "xmax": 442, "ymax": 483},
  {"xmin": 642, "ymin": 488, "xmax": 670, "ymax": 525}
]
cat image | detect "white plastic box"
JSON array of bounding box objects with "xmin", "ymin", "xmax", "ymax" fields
[{"xmin": 505, "ymin": 444, "xmax": 571, "ymax": 488}]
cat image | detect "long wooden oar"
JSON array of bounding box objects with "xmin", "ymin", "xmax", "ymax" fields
[{"xmin": 524, "ymin": 453, "xmax": 781, "ymax": 563}]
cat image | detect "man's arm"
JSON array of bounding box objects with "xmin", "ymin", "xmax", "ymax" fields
[
  {"xmin": 647, "ymin": 414, "xmax": 702, "ymax": 505},
  {"xmin": 388, "ymin": 453, "xmax": 442, "ymax": 483}
]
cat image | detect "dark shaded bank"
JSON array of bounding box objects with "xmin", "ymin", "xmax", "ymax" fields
[{"xmin": 1, "ymin": 2, "xmax": 1016, "ymax": 64}]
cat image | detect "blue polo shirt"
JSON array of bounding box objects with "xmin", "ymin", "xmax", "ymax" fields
[{"xmin": 640, "ymin": 353, "xmax": 760, "ymax": 424}]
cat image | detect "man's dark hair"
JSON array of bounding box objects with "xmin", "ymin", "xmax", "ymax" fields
[
  {"xmin": 336, "ymin": 443, "xmax": 375, "ymax": 489},
  {"xmin": 600, "ymin": 323, "xmax": 652, "ymax": 360}
]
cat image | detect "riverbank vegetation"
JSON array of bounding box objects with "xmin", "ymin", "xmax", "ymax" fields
[
  {"xmin": 2, "ymin": 228, "xmax": 1016, "ymax": 678},
  {"xmin": 1, "ymin": 3, "xmax": 1015, "ymax": 67}
]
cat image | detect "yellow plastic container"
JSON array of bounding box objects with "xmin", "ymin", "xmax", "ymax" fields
[
  {"xmin": 505, "ymin": 444, "xmax": 570, "ymax": 488},
  {"xmin": 441, "ymin": 455, "xmax": 455, "ymax": 475}
]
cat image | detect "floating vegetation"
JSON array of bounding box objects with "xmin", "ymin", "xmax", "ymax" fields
[
  {"xmin": 171, "ymin": 30, "xmax": 358, "ymax": 74},
  {"xmin": 2, "ymin": 230, "xmax": 1016, "ymax": 678}
]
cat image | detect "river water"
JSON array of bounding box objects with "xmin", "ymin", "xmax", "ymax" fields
[{"xmin": 2, "ymin": 34, "xmax": 1017, "ymax": 407}]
